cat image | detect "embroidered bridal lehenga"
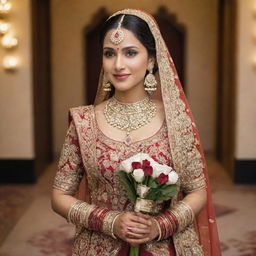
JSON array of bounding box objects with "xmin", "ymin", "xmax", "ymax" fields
[{"xmin": 53, "ymin": 9, "xmax": 221, "ymax": 256}]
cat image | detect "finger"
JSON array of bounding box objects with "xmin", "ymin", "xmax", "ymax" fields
[
  {"xmin": 129, "ymin": 215, "xmax": 152, "ymax": 226},
  {"xmin": 126, "ymin": 231, "xmax": 148, "ymax": 239},
  {"xmin": 127, "ymin": 226, "xmax": 150, "ymax": 234},
  {"xmin": 134, "ymin": 212, "xmax": 151, "ymax": 219},
  {"xmin": 127, "ymin": 222, "xmax": 149, "ymax": 230}
]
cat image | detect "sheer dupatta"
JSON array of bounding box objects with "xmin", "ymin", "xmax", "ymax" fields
[{"xmin": 79, "ymin": 8, "xmax": 221, "ymax": 256}]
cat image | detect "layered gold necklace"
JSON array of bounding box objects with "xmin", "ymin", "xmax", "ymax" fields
[{"xmin": 104, "ymin": 96, "xmax": 157, "ymax": 146}]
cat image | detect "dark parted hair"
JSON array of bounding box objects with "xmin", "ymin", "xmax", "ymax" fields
[{"xmin": 100, "ymin": 14, "xmax": 158, "ymax": 73}]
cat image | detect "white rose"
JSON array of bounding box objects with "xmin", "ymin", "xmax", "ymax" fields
[
  {"xmin": 151, "ymin": 163, "xmax": 173, "ymax": 178},
  {"xmin": 167, "ymin": 171, "xmax": 179, "ymax": 185},
  {"xmin": 132, "ymin": 168, "xmax": 145, "ymax": 183},
  {"xmin": 163, "ymin": 165, "xmax": 173, "ymax": 175},
  {"xmin": 152, "ymin": 167, "xmax": 162, "ymax": 178},
  {"xmin": 119, "ymin": 159, "xmax": 133, "ymax": 173}
]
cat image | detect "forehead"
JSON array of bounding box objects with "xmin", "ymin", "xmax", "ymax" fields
[{"xmin": 103, "ymin": 28, "xmax": 145, "ymax": 48}]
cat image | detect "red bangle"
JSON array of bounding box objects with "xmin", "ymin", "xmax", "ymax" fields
[
  {"xmin": 88, "ymin": 206, "xmax": 109, "ymax": 232},
  {"xmin": 155, "ymin": 210, "xmax": 178, "ymax": 240}
]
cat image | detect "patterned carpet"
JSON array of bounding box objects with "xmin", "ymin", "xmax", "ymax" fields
[
  {"xmin": 0, "ymin": 185, "xmax": 33, "ymax": 244},
  {"xmin": 0, "ymin": 160, "xmax": 255, "ymax": 256}
]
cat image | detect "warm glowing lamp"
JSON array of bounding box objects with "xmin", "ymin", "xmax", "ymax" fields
[
  {"xmin": 1, "ymin": 32, "xmax": 18, "ymax": 48},
  {"xmin": 0, "ymin": 0, "xmax": 12, "ymax": 15},
  {"xmin": 0, "ymin": 20, "xmax": 9, "ymax": 34},
  {"xmin": 3, "ymin": 55, "xmax": 18, "ymax": 70}
]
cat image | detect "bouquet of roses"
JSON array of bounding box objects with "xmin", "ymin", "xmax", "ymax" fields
[{"xmin": 118, "ymin": 153, "xmax": 179, "ymax": 256}]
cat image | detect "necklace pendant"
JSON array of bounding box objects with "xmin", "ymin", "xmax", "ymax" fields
[{"xmin": 123, "ymin": 135, "xmax": 132, "ymax": 146}]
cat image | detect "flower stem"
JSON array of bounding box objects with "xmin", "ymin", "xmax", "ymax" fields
[{"xmin": 129, "ymin": 246, "xmax": 139, "ymax": 256}]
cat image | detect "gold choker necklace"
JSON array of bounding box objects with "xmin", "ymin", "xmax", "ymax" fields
[{"xmin": 104, "ymin": 96, "xmax": 157, "ymax": 146}]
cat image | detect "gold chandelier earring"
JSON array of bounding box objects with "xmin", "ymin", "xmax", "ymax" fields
[
  {"xmin": 103, "ymin": 77, "xmax": 112, "ymax": 92},
  {"xmin": 144, "ymin": 65, "xmax": 157, "ymax": 92}
]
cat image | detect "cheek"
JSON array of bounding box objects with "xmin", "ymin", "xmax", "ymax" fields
[
  {"xmin": 102, "ymin": 59, "xmax": 110, "ymax": 72},
  {"xmin": 129, "ymin": 56, "xmax": 148, "ymax": 75}
]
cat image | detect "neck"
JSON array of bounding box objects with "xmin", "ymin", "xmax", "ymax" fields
[{"xmin": 114, "ymin": 86, "xmax": 148, "ymax": 103}]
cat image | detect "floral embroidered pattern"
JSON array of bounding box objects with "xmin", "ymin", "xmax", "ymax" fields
[{"xmin": 53, "ymin": 120, "xmax": 84, "ymax": 194}]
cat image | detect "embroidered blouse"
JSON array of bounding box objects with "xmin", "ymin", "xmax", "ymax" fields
[{"xmin": 53, "ymin": 106, "xmax": 206, "ymax": 255}]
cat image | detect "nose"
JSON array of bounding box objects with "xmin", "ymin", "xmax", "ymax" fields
[{"xmin": 114, "ymin": 53, "xmax": 124, "ymax": 71}]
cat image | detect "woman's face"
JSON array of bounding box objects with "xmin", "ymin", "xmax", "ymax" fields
[{"xmin": 102, "ymin": 28, "xmax": 153, "ymax": 93}]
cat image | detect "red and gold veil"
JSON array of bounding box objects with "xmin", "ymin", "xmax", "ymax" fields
[{"xmin": 79, "ymin": 8, "xmax": 221, "ymax": 256}]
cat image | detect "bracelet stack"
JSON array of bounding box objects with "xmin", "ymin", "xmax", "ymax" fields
[
  {"xmin": 67, "ymin": 200, "xmax": 120, "ymax": 239},
  {"xmin": 67, "ymin": 200, "xmax": 94, "ymax": 226},
  {"xmin": 171, "ymin": 201, "xmax": 194, "ymax": 232},
  {"xmin": 154, "ymin": 201, "xmax": 194, "ymax": 240},
  {"xmin": 102, "ymin": 211, "xmax": 121, "ymax": 239},
  {"xmin": 154, "ymin": 208, "xmax": 178, "ymax": 240}
]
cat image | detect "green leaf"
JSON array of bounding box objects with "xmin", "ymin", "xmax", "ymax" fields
[
  {"xmin": 155, "ymin": 194, "xmax": 173, "ymax": 202},
  {"xmin": 127, "ymin": 173, "xmax": 137, "ymax": 189},
  {"xmin": 145, "ymin": 188, "xmax": 161, "ymax": 200},
  {"xmin": 117, "ymin": 171, "xmax": 137, "ymax": 202},
  {"xmin": 159, "ymin": 185, "xmax": 177, "ymax": 196},
  {"xmin": 148, "ymin": 179, "xmax": 158, "ymax": 188}
]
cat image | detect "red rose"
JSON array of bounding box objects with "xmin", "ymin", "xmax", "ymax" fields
[
  {"xmin": 157, "ymin": 173, "xmax": 168, "ymax": 184},
  {"xmin": 132, "ymin": 162, "xmax": 142, "ymax": 169},
  {"xmin": 142, "ymin": 159, "xmax": 151, "ymax": 168},
  {"xmin": 143, "ymin": 166, "xmax": 153, "ymax": 176}
]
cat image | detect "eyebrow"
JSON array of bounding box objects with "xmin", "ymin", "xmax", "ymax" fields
[{"xmin": 103, "ymin": 46, "xmax": 139, "ymax": 51}]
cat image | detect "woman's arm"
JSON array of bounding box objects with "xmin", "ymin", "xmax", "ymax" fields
[
  {"xmin": 183, "ymin": 187, "xmax": 207, "ymax": 215},
  {"xmin": 51, "ymin": 189, "xmax": 77, "ymax": 219}
]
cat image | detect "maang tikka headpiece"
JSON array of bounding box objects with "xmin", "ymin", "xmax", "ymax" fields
[{"xmin": 110, "ymin": 15, "xmax": 125, "ymax": 44}]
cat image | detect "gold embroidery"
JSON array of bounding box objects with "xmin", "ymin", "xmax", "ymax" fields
[
  {"xmin": 145, "ymin": 239, "xmax": 171, "ymax": 255},
  {"xmin": 53, "ymin": 120, "xmax": 84, "ymax": 194},
  {"xmin": 68, "ymin": 106, "xmax": 175, "ymax": 255},
  {"xmin": 173, "ymin": 224, "xmax": 204, "ymax": 256}
]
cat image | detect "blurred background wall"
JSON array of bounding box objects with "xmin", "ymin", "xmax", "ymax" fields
[{"xmin": 0, "ymin": 0, "xmax": 34, "ymax": 159}]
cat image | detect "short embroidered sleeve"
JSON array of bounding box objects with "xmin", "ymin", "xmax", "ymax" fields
[
  {"xmin": 53, "ymin": 120, "xmax": 85, "ymax": 194},
  {"xmin": 180, "ymin": 147, "xmax": 206, "ymax": 194}
]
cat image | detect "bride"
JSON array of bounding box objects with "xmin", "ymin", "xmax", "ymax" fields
[{"xmin": 51, "ymin": 9, "xmax": 221, "ymax": 256}]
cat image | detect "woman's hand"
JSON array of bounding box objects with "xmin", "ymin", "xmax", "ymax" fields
[{"xmin": 113, "ymin": 211, "xmax": 159, "ymax": 246}]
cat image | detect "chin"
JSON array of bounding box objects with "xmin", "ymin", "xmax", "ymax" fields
[
  {"xmin": 113, "ymin": 87, "xmax": 132, "ymax": 93},
  {"xmin": 111, "ymin": 83, "xmax": 132, "ymax": 92}
]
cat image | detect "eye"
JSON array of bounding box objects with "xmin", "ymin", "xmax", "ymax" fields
[
  {"xmin": 103, "ymin": 50, "xmax": 115, "ymax": 58},
  {"xmin": 125, "ymin": 50, "xmax": 137, "ymax": 57}
]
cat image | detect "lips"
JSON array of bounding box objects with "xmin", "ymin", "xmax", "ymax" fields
[{"xmin": 113, "ymin": 74, "xmax": 130, "ymax": 81}]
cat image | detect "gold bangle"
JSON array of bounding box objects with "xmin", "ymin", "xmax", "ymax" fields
[
  {"xmin": 153, "ymin": 218, "xmax": 162, "ymax": 241},
  {"xmin": 67, "ymin": 200, "xmax": 94, "ymax": 227},
  {"xmin": 102, "ymin": 211, "xmax": 120, "ymax": 239},
  {"xmin": 67, "ymin": 200, "xmax": 83, "ymax": 223},
  {"xmin": 111, "ymin": 213, "xmax": 121, "ymax": 239},
  {"xmin": 171, "ymin": 201, "xmax": 194, "ymax": 232}
]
